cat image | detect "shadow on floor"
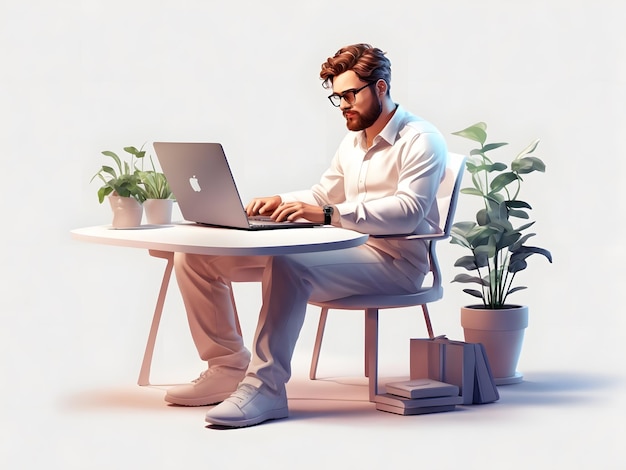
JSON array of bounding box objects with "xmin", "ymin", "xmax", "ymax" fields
[{"xmin": 58, "ymin": 370, "xmax": 624, "ymax": 414}]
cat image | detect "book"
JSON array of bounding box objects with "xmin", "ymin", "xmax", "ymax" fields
[
  {"xmin": 409, "ymin": 339, "xmax": 444, "ymax": 379},
  {"xmin": 374, "ymin": 393, "xmax": 463, "ymax": 409},
  {"xmin": 435, "ymin": 338, "xmax": 476, "ymax": 405},
  {"xmin": 376, "ymin": 403, "xmax": 457, "ymax": 416},
  {"xmin": 385, "ymin": 378, "xmax": 459, "ymax": 399},
  {"xmin": 410, "ymin": 337, "xmax": 476, "ymax": 405},
  {"xmin": 472, "ymin": 343, "xmax": 499, "ymax": 404}
]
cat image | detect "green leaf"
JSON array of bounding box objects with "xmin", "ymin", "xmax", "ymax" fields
[
  {"xmin": 97, "ymin": 186, "xmax": 110, "ymax": 203},
  {"xmin": 101, "ymin": 150, "xmax": 119, "ymax": 159},
  {"xmin": 484, "ymin": 191, "xmax": 505, "ymax": 205},
  {"xmin": 515, "ymin": 221, "xmax": 536, "ymax": 232},
  {"xmin": 99, "ymin": 165, "xmax": 116, "ymax": 178},
  {"xmin": 452, "ymin": 122, "xmax": 487, "ymax": 145},
  {"xmin": 506, "ymin": 200, "xmax": 532, "ymax": 209},
  {"xmin": 473, "ymin": 245, "xmax": 493, "ymax": 265},
  {"xmin": 452, "ymin": 273, "xmax": 488, "ymax": 286},
  {"xmin": 507, "ymin": 286, "xmax": 527, "ymax": 295},
  {"xmin": 512, "ymin": 156, "xmax": 546, "ymax": 174},
  {"xmin": 476, "ymin": 208, "xmax": 490, "ymax": 226},
  {"xmin": 509, "ymin": 246, "xmax": 553, "ymax": 273},
  {"xmin": 102, "ymin": 150, "xmax": 122, "ymax": 174},
  {"xmin": 497, "ymin": 231, "xmax": 521, "ymax": 250},
  {"xmin": 468, "ymin": 162, "xmax": 507, "ymax": 173},
  {"xmin": 510, "ymin": 233, "xmax": 536, "ymax": 251},
  {"xmin": 452, "ymin": 221, "xmax": 478, "ymax": 232},
  {"xmin": 514, "ymin": 138, "xmax": 540, "ymax": 160},
  {"xmin": 508, "ymin": 209, "xmax": 529, "ymax": 219},
  {"xmin": 465, "ymin": 225, "xmax": 498, "ymax": 246},
  {"xmin": 450, "ymin": 235, "xmax": 471, "ymax": 249},
  {"xmin": 460, "ymin": 187, "xmax": 485, "ymax": 197},
  {"xmin": 490, "ymin": 172, "xmax": 519, "ymax": 192},
  {"xmin": 463, "ymin": 289, "xmax": 485, "ymax": 299},
  {"xmin": 454, "ymin": 256, "xmax": 479, "ymax": 271},
  {"xmin": 482, "ymin": 142, "xmax": 508, "ymax": 152}
]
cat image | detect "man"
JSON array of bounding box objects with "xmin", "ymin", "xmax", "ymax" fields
[{"xmin": 166, "ymin": 43, "xmax": 448, "ymax": 427}]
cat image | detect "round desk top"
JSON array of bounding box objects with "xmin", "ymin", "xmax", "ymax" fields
[{"xmin": 71, "ymin": 222, "xmax": 369, "ymax": 256}]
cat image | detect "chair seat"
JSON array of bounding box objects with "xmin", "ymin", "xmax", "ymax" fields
[{"xmin": 309, "ymin": 285, "xmax": 443, "ymax": 310}]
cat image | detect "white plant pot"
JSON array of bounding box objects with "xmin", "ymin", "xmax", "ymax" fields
[
  {"xmin": 144, "ymin": 198, "xmax": 173, "ymax": 225},
  {"xmin": 461, "ymin": 304, "xmax": 529, "ymax": 385},
  {"xmin": 108, "ymin": 195, "xmax": 143, "ymax": 228}
]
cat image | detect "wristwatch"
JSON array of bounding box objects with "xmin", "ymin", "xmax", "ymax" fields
[{"xmin": 323, "ymin": 205, "xmax": 334, "ymax": 225}]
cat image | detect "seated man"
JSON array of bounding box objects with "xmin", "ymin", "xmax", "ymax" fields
[{"xmin": 165, "ymin": 43, "xmax": 448, "ymax": 427}]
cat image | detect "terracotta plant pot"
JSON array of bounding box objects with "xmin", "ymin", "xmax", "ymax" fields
[
  {"xmin": 108, "ymin": 195, "xmax": 143, "ymax": 228},
  {"xmin": 461, "ymin": 305, "xmax": 528, "ymax": 385},
  {"xmin": 143, "ymin": 199, "xmax": 173, "ymax": 225}
]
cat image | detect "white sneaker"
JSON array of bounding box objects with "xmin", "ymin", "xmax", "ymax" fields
[
  {"xmin": 164, "ymin": 367, "xmax": 245, "ymax": 406},
  {"xmin": 204, "ymin": 383, "xmax": 288, "ymax": 427}
]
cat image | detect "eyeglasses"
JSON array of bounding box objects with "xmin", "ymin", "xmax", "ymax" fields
[{"xmin": 327, "ymin": 82, "xmax": 374, "ymax": 107}]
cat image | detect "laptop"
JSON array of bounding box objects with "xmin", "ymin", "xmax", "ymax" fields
[{"xmin": 152, "ymin": 142, "xmax": 321, "ymax": 230}]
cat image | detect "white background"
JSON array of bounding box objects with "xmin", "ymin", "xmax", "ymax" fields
[{"xmin": 1, "ymin": 1, "xmax": 625, "ymax": 468}]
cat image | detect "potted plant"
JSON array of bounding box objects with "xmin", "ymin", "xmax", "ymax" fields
[
  {"xmin": 137, "ymin": 148, "xmax": 175, "ymax": 225},
  {"xmin": 449, "ymin": 122, "xmax": 552, "ymax": 384},
  {"xmin": 91, "ymin": 145, "xmax": 147, "ymax": 228}
]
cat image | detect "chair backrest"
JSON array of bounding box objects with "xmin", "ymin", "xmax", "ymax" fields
[
  {"xmin": 436, "ymin": 153, "xmax": 466, "ymax": 237},
  {"xmin": 422, "ymin": 152, "xmax": 466, "ymax": 291}
]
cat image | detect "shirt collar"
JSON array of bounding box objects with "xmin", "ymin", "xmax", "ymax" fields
[
  {"xmin": 354, "ymin": 104, "xmax": 407, "ymax": 148},
  {"xmin": 376, "ymin": 104, "xmax": 406, "ymax": 146}
]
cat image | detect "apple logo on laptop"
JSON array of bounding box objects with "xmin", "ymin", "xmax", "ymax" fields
[{"xmin": 189, "ymin": 175, "xmax": 202, "ymax": 192}]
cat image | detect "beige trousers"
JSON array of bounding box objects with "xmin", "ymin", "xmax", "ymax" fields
[{"xmin": 174, "ymin": 243, "xmax": 424, "ymax": 393}]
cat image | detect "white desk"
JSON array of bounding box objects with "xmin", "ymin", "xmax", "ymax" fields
[{"xmin": 71, "ymin": 222, "xmax": 368, "ymax": 385}]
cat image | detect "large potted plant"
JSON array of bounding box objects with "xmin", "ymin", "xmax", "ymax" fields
[
  {"xmin": 91, "ymin": 145, "xmax": 147, "ymax": 228},
  {"xmin": 450, "ymin": 122, "xmax": 552, "ymax": 384}
]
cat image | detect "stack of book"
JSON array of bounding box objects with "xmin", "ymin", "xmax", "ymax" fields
[
  {"xmin": 375, "ymin": 378, "xmax": 463, "ymax": 415},
  {"xmin": 375, "ymin": 337, "xmax": 499, "ymax": 415},
  {"xmin": 409, "ymin": 337, "xmax": 500, "ymax": 405}
]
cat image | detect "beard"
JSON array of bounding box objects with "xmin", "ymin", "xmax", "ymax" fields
[{"xmin": 343, "ymin": 97, "xmax": 382, "ymax": 131}]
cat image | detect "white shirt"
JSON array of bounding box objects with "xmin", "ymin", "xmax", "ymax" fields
[{"xmin": 282, "ymin": 105, "xmax": 448, "ymax": 274}]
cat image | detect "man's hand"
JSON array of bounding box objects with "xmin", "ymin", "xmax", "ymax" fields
[
  {"xmin": 245, "ymin": 196, "xmax": 282, "ymax": 217},
  {"xmin": 246, "ymin": 197, "xmax": 325, "ymax": 223},
  {"xmin": 271, "ymin": 201, "xmax": 325, "ymax": 223}
]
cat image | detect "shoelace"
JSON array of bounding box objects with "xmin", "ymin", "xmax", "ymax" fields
[
  {"xmin": 192, "ymin": 370, "xmax": 213, "ymax": 383},
  {"xmin": 227, "ymin": 384, "xmax": 257, "ymax": 405}
]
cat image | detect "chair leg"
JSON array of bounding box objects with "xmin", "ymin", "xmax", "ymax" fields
[
  {"xmin": 309, "ymin": 307, "xmax": 329, "ymax": 380},
  {"xmin": 422, "ymin": 304, "xmax": 434, "ymax": 339},
  {"xmin": 138, "ymin": 250, "xmax": 174, "ymax": 386},
  {"xmin": 364, "ymin": 310, "xmax": 369, "ymax": 377},
  {"xmin": 365, "ymin": 308, "xmax": 379, "ymax": 402}
]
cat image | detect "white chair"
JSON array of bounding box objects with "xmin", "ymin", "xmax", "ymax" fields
[{"xmin": 308, "ymin": 153, "xmax": 466, "ymax": 401}]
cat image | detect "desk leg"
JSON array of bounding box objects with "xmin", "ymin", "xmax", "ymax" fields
[{"xmin": 137, "ymin": 250, "xmax": 175, "ymax": 386}]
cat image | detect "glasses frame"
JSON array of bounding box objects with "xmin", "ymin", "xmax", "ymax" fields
[{"xmin": 327, "ymin": 82, "xmax": 375, "ymax": 107}]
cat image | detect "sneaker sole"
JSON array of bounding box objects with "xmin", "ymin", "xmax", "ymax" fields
[
  {"xmin": 205, "ymin": 407, "xmax": 289, "ymax": 428},
  {"xmin": 164, "ymin": 391, "xmax": 233, "ymax": 407}
]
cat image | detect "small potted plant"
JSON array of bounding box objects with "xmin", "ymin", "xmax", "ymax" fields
[
  {"xmin": 137, "ymin": 149, "xmax": 175, "ymax": 225},
  {"xmin": 449, "ymin": 122, "xmax": 552, "ymax": 384},
  {"xmin": 91, "ymin": 145, "xmax": 147, "ymax": 228}
]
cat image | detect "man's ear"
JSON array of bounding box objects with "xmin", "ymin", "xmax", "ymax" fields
[{"xmin": 376, "ymin": 79, "xmax": 388, "ymax": 97}]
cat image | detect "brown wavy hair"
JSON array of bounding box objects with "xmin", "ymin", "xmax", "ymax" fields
[{"xmin": 320, "ymin": 43, "xmax": 391, "ymax": 92}]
